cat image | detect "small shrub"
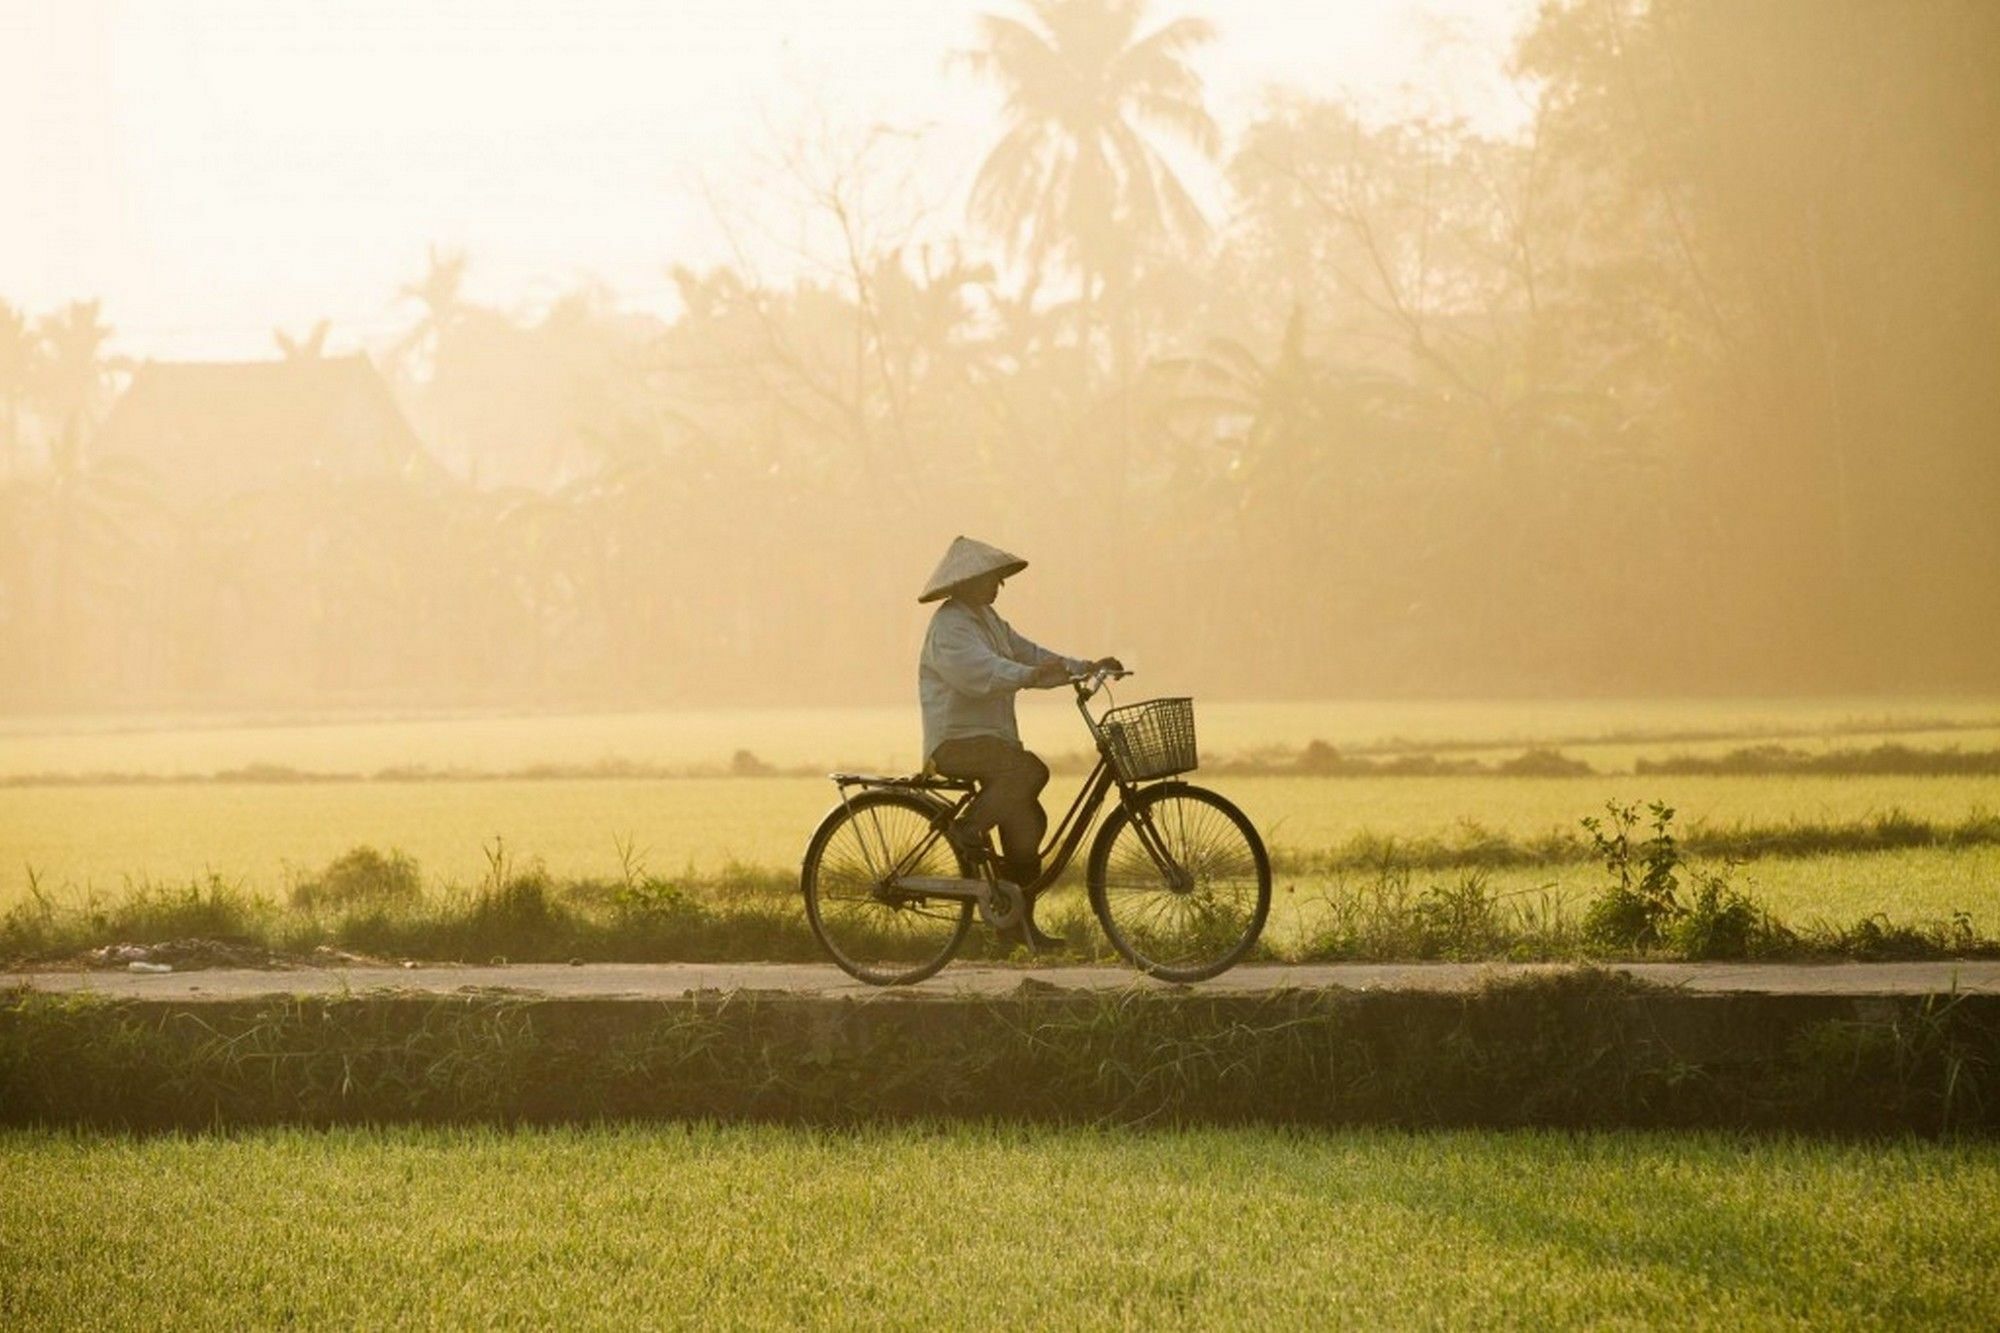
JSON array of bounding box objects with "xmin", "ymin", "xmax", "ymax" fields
[
  {"xmin": 1579, "ymin": 803, "xmax": 1786, "ymax": 959},
  {"xmin": 290, "ymin": 847, "xmax": 424, "ymax": 912},
  {"xmin": 614, "ymin": 878, "xmax": 700, "ymax": 921},
  {"xmin": 1580, "ymin": 801, "xmax": 1683, "ymax": 950},
  {"xmin": 1668, "ymin": 865, "xmax": 1778, "ymax": 959}
]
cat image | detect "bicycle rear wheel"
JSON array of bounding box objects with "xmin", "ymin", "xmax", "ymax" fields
[
  {"xmin": 1087, "ymin": 782, "xmax": 1270, "ymax": 982},
  {"xmin": 802, "ymin": 789, "xmax": 974, "ymax": 985}
]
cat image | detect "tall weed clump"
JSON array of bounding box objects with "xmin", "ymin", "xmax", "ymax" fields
[
  {"xmin": 0, "ymin": 871, "xmax": 277, "ymax": 964},
  {"xmin": 1297, "ymin": 867, "xmax": 1571, "ymax": 961},
  {"xmin": 317, "ymin": 840, "xmax": 822, "ymax": 964},
  {"xmin": 0, "ymin": 869, "xmax": 63, "ymax": 958},
  {"xmin": 366, "ymin": 840, "xmax": 578, "ymax": 962},
  {"xmin": 105, "ymin": 876, "xmax": 274, "ymax": 944},
  {"xmin": 1580, "ymin": 802, "xmax": 1788, "ymax": 958}
]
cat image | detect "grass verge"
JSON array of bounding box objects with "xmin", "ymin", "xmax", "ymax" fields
[{"xmin": 5, "ymin": 1124, "xmax": 2000, "ymax": 1328}]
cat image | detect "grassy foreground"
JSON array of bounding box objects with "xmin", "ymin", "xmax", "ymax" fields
[{"xmin": 4, "ymin": 1124, "xmax": 1997, "ymax": 1328}]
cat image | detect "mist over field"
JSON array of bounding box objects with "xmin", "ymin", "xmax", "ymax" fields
[
  {"xmin": 2, "ymin": 0, "xmax": 1997, "ymax": 715},
  {"xmin": 13, "ymin": 14, "xmax": 2000, "ymax": 1325}
]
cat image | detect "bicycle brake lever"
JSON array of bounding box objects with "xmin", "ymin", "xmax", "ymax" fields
[{"xmin": 1070, "ymin": 666, "xmax": 1132, "ymax": 698}]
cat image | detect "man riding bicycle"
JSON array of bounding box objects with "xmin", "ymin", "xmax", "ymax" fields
[{"xmin": 917, "ymin": 536, "xmax": 1121, "ymax": 948}]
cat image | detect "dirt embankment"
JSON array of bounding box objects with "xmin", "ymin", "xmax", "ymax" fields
[{"xmin": 5, "ymin": 968, "xmax": 1996, "ymax": 1134}]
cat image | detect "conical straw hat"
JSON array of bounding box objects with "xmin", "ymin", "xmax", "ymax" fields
[{"xmin": 918, "ymin": 536, "xmax": 1029, "ymax": 603}]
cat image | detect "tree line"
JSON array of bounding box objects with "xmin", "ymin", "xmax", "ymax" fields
[{"xmin": 3, "ymin": 0, "xmax": 1996, "ymax": 714}]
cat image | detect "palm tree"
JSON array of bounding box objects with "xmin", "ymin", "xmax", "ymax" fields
[
  {"xmin": 957, "ymin": 0, "xmax": 1220, "ymax": 295},
  {"xmin": 395, "ymin": 246, "xmax": 473, "ymax": 477},
  {"xmin": 957, "ymin": 0, "xmax": 1221, "ymax": 618},
  {"xmin": 395, "ymin": 244, "xmax": 468, "ymax": 376},
  {"xmin": 0, "ymin": 300, "xmax": 34, "ymax": 476},
  {"xmin": 21, "ymin": 301, "xmax": 151, "ymax": 700},
  {"xmin": 34, "ymin": 300, "xmax": 118, "ymax": 448}
]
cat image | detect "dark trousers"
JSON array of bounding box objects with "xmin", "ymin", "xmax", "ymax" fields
[{"xmin": 931, "ymin": 735, "xmax": 1051, "ymax": 888}]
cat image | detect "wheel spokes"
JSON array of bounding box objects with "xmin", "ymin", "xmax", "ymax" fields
[
  {"xmin": 809, "ymin": 797, "xmax": 970, "ymax": 980},
  {"xmin": 1099, "ymin": 794, "xmax": 1263, "ymax": 971}
]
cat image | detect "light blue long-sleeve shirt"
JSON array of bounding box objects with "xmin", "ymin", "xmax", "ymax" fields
[{"xmin": 919, "ymin": 599, "xmax": 1089, "ymax": 763}]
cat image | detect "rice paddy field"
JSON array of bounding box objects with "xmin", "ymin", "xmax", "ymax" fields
[
  {"xmin": 4, "ymin": 698, "xmax": 1999, "ymax": 934},
  {"xmin": 4, "ymin": 1124, "xmax": 1998, "ymax": 1328},
  {"xmin": 10, "ymin": 706, "xmax": 2000, "ymax": 1329},
  {"xmin": 5, "ymin": 695, "xmax": 1999, "ymax": 777},
  {"xmin": 7, "ymin": 775, "xmax": 2000, "ymax": 933}
]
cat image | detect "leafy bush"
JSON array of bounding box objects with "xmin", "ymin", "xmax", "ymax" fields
[
  {"xmin": 613, "ymin": 878, "xmax": 700, "ymax": 921},
  {"xmin": 1580, "ymin": 802, "xmax": 1684, "ymax": 950},
  {"xmin": 290, "ymin": 847, "xmax": 424, "ymax": 912},
  {"xmin": 1580, "ymin": 802, "xmax": 1788, "ymax": 958},
  {"xmin": 1668, "ymin": 866, "xmax": 1781, "ymax": 959}
]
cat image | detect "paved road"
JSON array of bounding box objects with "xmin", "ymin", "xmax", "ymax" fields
[{"xmin": 8, "ymin": 960, "xmax": 2000, "ymax": 1001}]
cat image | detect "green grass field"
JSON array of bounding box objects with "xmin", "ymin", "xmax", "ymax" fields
[{"xmin": 4, "ymin": 1125, "xmax": 1996, "ymax": 1328}]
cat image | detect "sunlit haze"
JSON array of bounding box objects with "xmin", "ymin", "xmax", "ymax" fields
[
  {"xmin": 4, "ymin": 0, "xmax": 1533, "ymax": 360},
  {"xmin": 5, "ymin": 3, "xmax": 2000, "ymax": 1307},
  {"xmin": 1, "ymin": 0, "xmax": 1995, "ymax": 716}
]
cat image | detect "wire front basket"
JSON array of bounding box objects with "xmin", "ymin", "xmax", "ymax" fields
[{"xmin": 1099, "ymin": 697, "xmax": 1198, "ymax": 782}]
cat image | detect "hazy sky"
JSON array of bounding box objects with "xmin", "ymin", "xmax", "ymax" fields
[{"xmin": 2, "ymin": 0, "xmax": 1536, "ymax": 361}]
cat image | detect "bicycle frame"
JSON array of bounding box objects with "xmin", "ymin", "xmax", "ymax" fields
[{"xmin": 834, "ymin": 669, "xmax": 1186, "ymax": 897}]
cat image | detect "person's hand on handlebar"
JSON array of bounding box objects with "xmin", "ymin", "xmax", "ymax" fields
[
  {"xmin": 1030, "ymin": 657, "xmax": 1124, "ymax": 688},
  {"xmin": 1029, "ymin": 660, "xmax": 1072, "ymax": 687}
]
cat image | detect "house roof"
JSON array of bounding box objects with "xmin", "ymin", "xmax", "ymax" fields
[{"xmin": 93, "ymin": 354, "xmax": 431, "ymax": 500}]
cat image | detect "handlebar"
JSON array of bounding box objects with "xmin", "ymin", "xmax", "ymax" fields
[{"xmin": 1069, "ymin": 665, "xmax": 1131, "ymax": 701}]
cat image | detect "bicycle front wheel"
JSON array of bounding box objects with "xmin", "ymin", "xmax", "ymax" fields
[
  {"xmin": 1087, "ymin": 782, "xmax": 1270, "ymax": 982},
  {"xmin": 801, "ymin": 789, "xmax": 974, "ymax": 985}
]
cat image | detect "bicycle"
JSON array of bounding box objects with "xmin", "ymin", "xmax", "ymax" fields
[{"xmin": 799, "ymin": 668, "xmax": 1271, "ymax": 985}]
